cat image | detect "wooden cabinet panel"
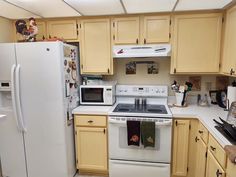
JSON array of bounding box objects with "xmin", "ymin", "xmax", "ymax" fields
[
  {"xmin": 198, "ymin": 122, "xmax": 209, "ymax": 144},
  {"xmin": 206, "ymin": 151, "xmax": 225, "ymax": 177},
  {"xmin": 195, "ymin": 138, "xmax": 207, "ymax": 177},
  {"xmin": 74, "ymin": 115, "xmax": 106, "ymax": 127},
  {"xmin": 142, "ymin": 15, "xmax": 170, "ymax": 44},
  {"xmin": 172, "ymin": 119, "xmax": 190, "ymax": 176},
  {"xmin": 80, "ymin": 19, "xmax": 112, "ymax": 75},
  {"xmin": 222, "ymin": 6, "xmax": 236, "ymax": 76},
  {"xmin": 208, "ymin": 134, "xmax": 226, "ymax": 169},
  {"xmin": 76, "ymin": 127, "xmax": 107, "ymax": 171},
  {"xmin": 226, "ymin": 159, "xmax": 236, "ymax": 177},
  {"xmin": 112, "ymin": 17, "xmax": 140, "ymax": 44},
  {"xmin": 171, "ymin": 13, "xmax": 222, "ymax": 73},
  {"xmin": 47, "ymin": 20, "xmax": 78, "ymax": 40}
]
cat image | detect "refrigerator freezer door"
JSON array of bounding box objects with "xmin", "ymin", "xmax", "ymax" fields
[
  {"xmin": 0, "ymin": 43, "xmax": 16, "ymax": 91},
  {"xmin": 0, "ymin": 107, "xmax": 27, "ymax": 177},
  {"xmin": 15, "ymin": 42, "xmax": 74, "ymax": 177}
]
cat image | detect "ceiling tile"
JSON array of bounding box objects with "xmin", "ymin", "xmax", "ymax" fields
[
  {"xmin": 0, "ymin": 0, "xmax": 39, "ymax": 19},
  {"xmin": 175, "ymin": 0, "xmax": 232, "ymax": 11},
  {"xmin": 5, "ymin": 0, "xmax": 81, "ymax": 18},
  {"xmin": 64, "ymin": 0, "xmax": 125, "ymax": 16},
  {"xmin": 122, "ymin": 0, "xmax": 177, "ymax": 13}
]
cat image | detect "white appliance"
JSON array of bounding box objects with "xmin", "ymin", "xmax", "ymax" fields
[
  {"xmin": 113, "ymin": 44, "xmax": 171, "ymax": 58},
  {"xmin": 0, "ymin": 42, "xmax": 80, "ymax": 177},
  {"xmin": 80, "ymin": 84, "xmax": 116, "ymax": 105},
  {"xmin": 108, "ymin": 85, "xmax": 172, "ymax": 177}
]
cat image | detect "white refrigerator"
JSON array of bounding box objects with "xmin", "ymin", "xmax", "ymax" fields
[{"xmin": 0, "ymin": 41, "xmax": 80, "ymax": 177}]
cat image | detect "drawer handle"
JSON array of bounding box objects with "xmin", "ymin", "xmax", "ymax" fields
[
  {"xmin": 210, "ymin": 146, "xmax": 216, "ymax": 151},
  {"xmin": 216, "ymin": 169, "xmax": 222, "ymax": 177},
  {"xmin": 195, "ymin": 136, "xmax": 199, "ymax": 142},
  {"xmin": 198, "ymin": 130, "xmax": 203, "ymax": 134},
  {"xmin": 88, "ymin": 120, "xmax": 93, "ymax": 123}
]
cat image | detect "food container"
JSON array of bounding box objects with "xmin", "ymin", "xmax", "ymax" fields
[{"xmin": 227, "ymin": 101, "xmax": 236, "ymax": 127}]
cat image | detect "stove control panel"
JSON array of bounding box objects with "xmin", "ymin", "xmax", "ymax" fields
[{"xmin": 116, "ymin": 85, "xmax": 168, "ymax": 97}]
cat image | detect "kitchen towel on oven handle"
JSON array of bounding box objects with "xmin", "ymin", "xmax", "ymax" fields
[
  {"xmin": 141, "ymin": 121, "xmax": 155, "ymax": 148},
  {"xmin": 127, "ymin": 120, "xmax": 140, "ymax": 146}
]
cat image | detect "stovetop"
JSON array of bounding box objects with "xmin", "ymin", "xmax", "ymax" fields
[
  {"xmin": 113, "ymin": 104, "xmax": 168, "ymax": 114},
  {"xmin": 215, "ymin": 126, "xmax": 236, "ymax": 145}
]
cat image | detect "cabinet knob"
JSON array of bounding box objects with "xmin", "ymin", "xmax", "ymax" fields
[
  {"xmin": 107, "ymin": 68, "xmax": 110, "ymax": 73},
  {"xmin": 210, "ymin": 145, "xmax": 216, "ymax": 151},
  {"xmin": 174, "ymin": 68, "xmax": 176, "ymax": 73},
  {"xmin": 49, "ymin": 35, "xmax": 51, "ymax": 39},
  {"xmin": 195, "ymin": 136, "xmax": 199, "ymax": 142},
  {"xmin": 230, "ymin": 68, "xmax": 235, "ymax": 75},
  {"xmin": 42, "ymin": 35, "xmax": 45, "ymax": 40},
  {"xmin": 144, "ymin": 38, "xmax": 146, "ymax": 44},
  {"xmin": 198, "ymin": 130, "xmax": 203, "ymax": 134},
  {"xmin": 216, "ymin": 169, "xmax": 222, "ymax": 177},
  {"xmin": 136, "ymin": 38, "xmax": 139, "ymax": 44},
  {"xmin": 88, "ymin": 120, "xmax": 93, "ymax": 123}
]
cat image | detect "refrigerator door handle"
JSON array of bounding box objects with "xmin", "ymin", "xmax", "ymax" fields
[
  {"xmin": 15, "ymin": 64, "xmax": 27, "ymax": 133},
  {"xmin": 11, "ymin": 64, "xmax": 22, "ymax": 131}
]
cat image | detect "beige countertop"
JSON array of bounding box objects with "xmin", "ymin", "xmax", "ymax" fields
[{"xmin": 73, "ymin": 103, "xmax": 232, "ymax": 147}]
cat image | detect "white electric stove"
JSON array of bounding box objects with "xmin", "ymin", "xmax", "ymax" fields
[{"xmin": 108, "ymin": 85, "xmax": 173, "ymax": 177}]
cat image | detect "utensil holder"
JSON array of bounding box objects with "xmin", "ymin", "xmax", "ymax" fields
[{"xmin": 175, "ymin": 92, "xmax": 187, "ymax": 107}]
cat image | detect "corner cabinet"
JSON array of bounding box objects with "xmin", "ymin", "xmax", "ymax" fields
[
  {"xmin": 47, "ymin": 20, "xmax": 78, "ymax": 41},
  {"xmin": 74, "ymin": 115, "xmax": 108, "ymax": 175},
  {"xmin": 79, "ymin": 18, "xmax": 113, "ymax": 75},
  {"xmin": 171, "ymin": 13, "xmax": 222, "ymax": 74},
  {"xmin": 222, "ymin": 5, "xmax": 236, "ymax": 76}
]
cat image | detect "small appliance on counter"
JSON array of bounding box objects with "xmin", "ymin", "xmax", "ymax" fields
[
  {"xmin": 80, "ymin": 81, "xmax": 116, "ymax": 105},
  {"xmin": 227, "ymin": 82, "xmax": 236, "ymax": 110},
  {"xmin": 227, "ymin": 101, "xmax": 236, "ymax": 127}
]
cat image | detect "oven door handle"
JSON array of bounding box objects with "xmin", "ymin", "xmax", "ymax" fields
[{"xmin": 109, "ymin": 119, "xmax": 172, "ymax": 126}]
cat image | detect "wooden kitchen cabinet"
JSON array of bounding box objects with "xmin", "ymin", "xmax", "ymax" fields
[
  {"xmin": 112, "ymin": 17, "xmax": 140, "ymax": 44},
  {"xmin": 79, "ymin": 18, "xmax": 112, "ymax": 75},
  {"xmin": 172, "ymin": 119, "xmax": 190, "ymax": 176},
  {"xmin": 47, "ymin": 20, "xmax": 78, "ymax": 41},
  {"xmin": 171, "ymin": 13, "xmax": 222, "ymax": 74},
  {"xmin": 226, "ymin": 159, "xmax": 236, "ymax": 177},
  {"xmin": 222, "ymin": 5, "xmax": 236, "ymax": 76},
  {"xmin": 194, "ymin": 137, "xmax": 208, "ymax": 177},
  {"xmin": 142, "ymin": 15, "xmax": 170, "ymax": 44},
  {"xmin": 74, "ymin": 115, "xmax": 108, "ymax": 174},
  {"xmin": 206, "ymin": 150, "xmax": 226, "ymax": 177}
]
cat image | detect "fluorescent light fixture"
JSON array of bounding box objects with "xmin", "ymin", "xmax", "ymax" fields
[
  {"xmin": 175, "ymin": 0, "xmax": 232, "ymax": 11},
  {"xmin": 64, "ymin": 0, "xmax": 125, "ymax": 16},
  {"xmin": 5, "ymin": 0, "xmax": 81, "ymax": 18},
  {"xmin": 122, "ymin": 0, "xmax": 177, "ymax": 13}
]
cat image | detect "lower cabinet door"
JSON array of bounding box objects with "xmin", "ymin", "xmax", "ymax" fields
[
  {"xmin": 195, "ymin": 138, "xmax": 207, "ymax": 177},
  {"xmin": 76, "ymin": 127, "xmax": 107, "ymax": 171},
  {"xmin": 206, "ymin": 151, "xmax": 225, "ymax": 177}
]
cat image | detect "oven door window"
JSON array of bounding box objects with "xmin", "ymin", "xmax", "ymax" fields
[{"xmin": 81, "ymin": 88, "xmax": 104, "ymax": 103}]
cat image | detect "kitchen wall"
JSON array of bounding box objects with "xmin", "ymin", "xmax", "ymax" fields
[
  {"xmin": 104, "ymin": 58, "xmax": 220, "ymax": 96},
  {"xmin": 0, "ymin": 17, "xmax": 13, "ymax": 43}
]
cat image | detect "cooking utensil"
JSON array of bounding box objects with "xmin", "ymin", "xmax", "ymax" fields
[{"xmin": 213, "ymin": 117, "xmax": 236, "ymax": 140}]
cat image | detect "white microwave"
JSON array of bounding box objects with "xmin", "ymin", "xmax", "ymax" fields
[{"xmin": 80, "ymin": 85, "xmax": 116, "ymax": 105}]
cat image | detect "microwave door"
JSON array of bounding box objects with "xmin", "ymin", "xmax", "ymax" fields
[{"xmin": 81, "ymin": 87, "xmax": 104, "ymax": 104}]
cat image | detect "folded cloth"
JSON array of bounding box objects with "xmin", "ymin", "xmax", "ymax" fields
[
  {"xmin": 127, "ymin": 120, "xmax": 140, "ymax": 146},
  {"xmin": 224, "ymin": 145, "xmax": 236, "ymax": 163},
  {"xmin": 141, "ymin": 121, "xmax": 155, "ymax": 148}
]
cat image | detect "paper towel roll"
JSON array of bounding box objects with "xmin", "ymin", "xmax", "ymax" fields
[{"xmin": 227, "ymin": 86, "xmax": 236, "ymax": 107}]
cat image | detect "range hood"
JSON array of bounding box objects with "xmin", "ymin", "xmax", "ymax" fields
[{"xmin": 113, "ymin": 44, "xmax": 171, "ymax": 58}]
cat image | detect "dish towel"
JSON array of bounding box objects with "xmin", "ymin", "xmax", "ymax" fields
[
  {"xmin": 127, "ymin": 120, "xmax": 140, "ymax": 146},
  {"xmin": 141, "ymin": 121, "xmax": 155, "ymax": 148},
  {"xmin": 224, "ymin": 145, "xmax": 236, "ymax": 164}
]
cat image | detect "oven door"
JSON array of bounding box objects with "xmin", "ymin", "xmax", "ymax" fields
[
  {"xmin": 80, "ymin": 87, "xmax": 104, "ymax": 105},
  {"xmin": 108, "ymin": 116, "xmax": 172, "ymax": 163},
  {"xmin": 109, "ymin": 159, "xmax": 170, "ymax": 177}
]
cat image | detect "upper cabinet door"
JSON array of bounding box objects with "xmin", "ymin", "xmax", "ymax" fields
[
  {"xmin": 112, "ymin": 17, "xmax": 140, "ymax": 44},
  {"xmin": 222, "ymin": 6, "xmax": 236, "ymax": 76},
  {"xmin": 36, "ymin": 21, "xmax": 47, "ymax": 41},
  {"xmin": 47, "ymin": 20, "xmax": 78, "ymax": 41},
  {"xmin": 80, "ymin": 19, "xmax": 112, "ymax": 75},
  {"xmin": 171, "ymin": 13, "xmax": 222, "ymax": 74},
  {"xmin": 142, "ymin": 15, "xmax": 170, "ymax": 44}
]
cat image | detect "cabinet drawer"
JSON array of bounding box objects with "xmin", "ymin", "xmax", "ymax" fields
[
  {"xmin": 75, "ymin": 115, "xmax": 106, "ymax": 127},
  {"xmin": 227, "ymin": 159, "xmax": 236, "ymax": 177},
  {"xmin": 198, "ymin": 122, "xmax": 209, "ymax": 144},
  {"xmin": 208, "ymin": 134, "xmax": 226, "ymax": 169}
]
